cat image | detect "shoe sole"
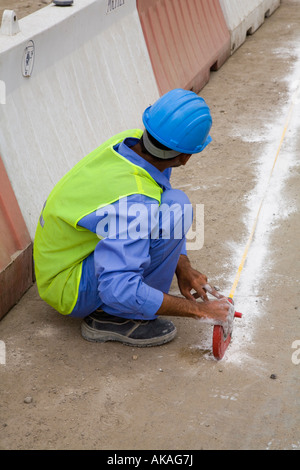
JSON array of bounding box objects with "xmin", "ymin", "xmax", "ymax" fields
[{"xmin": 81, "ymin": 321, "xmax": 177, "ymax": 347}]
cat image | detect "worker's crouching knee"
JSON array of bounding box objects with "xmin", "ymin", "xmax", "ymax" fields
[{"xmin": 157, "ymin": 189, "xmax": 193, "ymax": 240}]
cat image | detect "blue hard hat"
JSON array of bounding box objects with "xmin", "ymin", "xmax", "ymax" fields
[{"xmin": 142, "ymin": 88, "xmax": 212, "ymax": 154}]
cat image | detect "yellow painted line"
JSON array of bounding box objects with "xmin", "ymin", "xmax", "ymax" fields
[{"xmin": 229, "ymin": 83, "xmax": 300, "ymax": 299}]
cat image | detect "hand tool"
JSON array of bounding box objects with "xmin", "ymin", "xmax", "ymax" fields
[{"xmin": 212, "ymin": 297, "xmax": 242, "ymax": 360}]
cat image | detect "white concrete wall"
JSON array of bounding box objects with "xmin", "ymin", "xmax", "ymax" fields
[
  {"xmin": 0, "ymin": 0, "xmax": 159, "ymax": 238},
  {"xmin": 219, "ymin": 0, "xmax": 281, "ymax": 53}
]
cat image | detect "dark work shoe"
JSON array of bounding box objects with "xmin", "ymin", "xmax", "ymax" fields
[{"xmin": 81, "ymin": 310, "xmax": 177, "ymax": 347}]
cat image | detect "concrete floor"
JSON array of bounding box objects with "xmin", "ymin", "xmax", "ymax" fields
[{"xmin": 0, "ymin": 0, "xmax": 299, "ymax": 451}]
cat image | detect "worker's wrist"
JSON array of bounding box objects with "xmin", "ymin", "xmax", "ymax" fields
[
  {"xmin": 157, "ymin": 292, "xmax": 200, "ymax": 319},
  {"xmin": 176, "ymin": 254, "xmax": 190, "ymax": 273}
]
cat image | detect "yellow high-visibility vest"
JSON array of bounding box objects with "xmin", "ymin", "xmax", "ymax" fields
[{"xmin": 33, "ymin": 130, "xmax": 162, "ymax": 314}]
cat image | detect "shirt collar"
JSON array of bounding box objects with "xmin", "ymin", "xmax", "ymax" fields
[{"xmin": 114, "ymin": 138, "xmax": 172, "ymax": 191}]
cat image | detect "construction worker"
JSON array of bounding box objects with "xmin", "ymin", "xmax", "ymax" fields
[{"xmin": 33, "ymin": 88, "xmax": 231, "ymax": 347}]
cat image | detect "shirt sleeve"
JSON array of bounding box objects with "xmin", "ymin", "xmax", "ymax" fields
[
  {"xmin": 94, "ymin": 236, "xmax": 164, "ymax": 320},
  {"xmin": 180, "ymin": 238, "xmax": 187, "ymax": 256},
  {"xmin": 79, "ymin": 194, "xmax": 164, "ymax": 320}
]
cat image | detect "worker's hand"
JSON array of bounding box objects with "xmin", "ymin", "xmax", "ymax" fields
[
  {"xmin": 175, "ymin": 255, "xmax": 224, "ymax": 302},
  {"xmin": 195, "ymin": 298, "xmax": 234, "ymax": 331}
]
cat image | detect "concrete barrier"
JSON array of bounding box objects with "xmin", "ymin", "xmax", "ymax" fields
[
  {"xmin": 219, "ymin": 0, "xmax": 281, "ymax": 53},
  {"xmin": 0, "ymin": 0, "xmax": 159, "ymax": 240},
  {"xmin": 0, "ymin": 156, "xmax": 33, "ymax": 319},
  {"xmin": 137, "ymin": 0, "xmax": 231, "ymax": 95}
]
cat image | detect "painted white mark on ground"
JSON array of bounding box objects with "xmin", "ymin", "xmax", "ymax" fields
[{"xmin": 223, "ymin": 42, "xmax": 300, "ymax": 365}]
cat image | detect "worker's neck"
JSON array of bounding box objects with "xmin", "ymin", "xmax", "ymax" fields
[{"xmin": 131, "ymin": 142, "xmax": 172, "ymax": 172}]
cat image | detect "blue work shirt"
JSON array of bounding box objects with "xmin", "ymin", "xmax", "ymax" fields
[{"xmin": 71, "ymin": 137, "xmax": 188, "ymax": 319}]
